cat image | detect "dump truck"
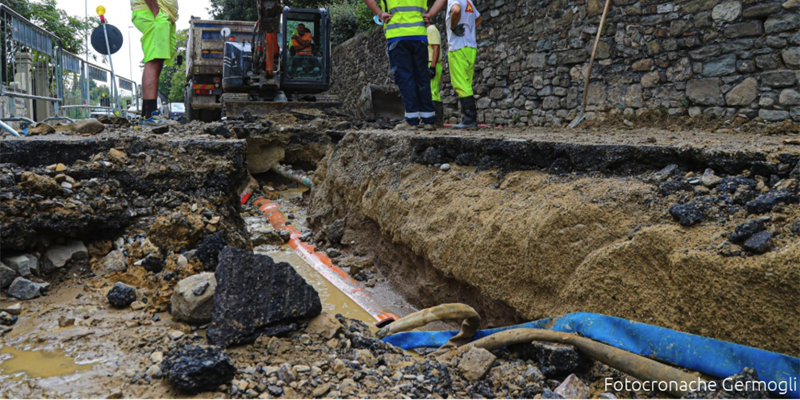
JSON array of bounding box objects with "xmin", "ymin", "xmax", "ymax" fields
[{"xmin": 184, "ymin": 18, "xmax": 254, "ymax": 121}]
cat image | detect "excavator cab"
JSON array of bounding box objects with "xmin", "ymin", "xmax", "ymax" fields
[{"xmin": 280, "ymin": 8, "xmax": 331, "ymax": 95}]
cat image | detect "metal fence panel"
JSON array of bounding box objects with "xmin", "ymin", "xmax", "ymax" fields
[
  {"xmin": 88, "ymin": 65, "xmax": 108, "ymax": 82},
  {"xmin": 11, "ymin": 16, "xmax": 53, "ymax": 56},
  {"xmin": 119, "ymin": 79, "xmax": 132, "ymax": 91}
]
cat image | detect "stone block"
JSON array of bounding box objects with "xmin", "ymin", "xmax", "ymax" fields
[
  {"xmin": 726, "ymin": 78, "xmax": 758, "ymax": 106},
  {"xmin": 686, "ymin": 78, "xmax": 724, "ymax": 105},
  {"xmin": 712, "ymin": 1, "xmax": 741, "ymax": 22},
  {"xmin": 702, "ymin": 54, "xmax": 737, "ymax": 77},
  {"xmin": 761, "ymin": 70, "xmax": 798, "ymax": 87},
  {"xmin": 741, "ymin": 2, "xmax": 781, "ymax": 18},
  {"xmin": 724, "ymin": 21, "xmax": 763, "ymax": 38},
  {"xmin": 765, "ymin": 14, "xmax": 800, "ymax": 34}
]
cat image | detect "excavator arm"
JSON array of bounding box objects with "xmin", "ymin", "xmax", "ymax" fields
[{"xmin": 256, "ymin": 0, "xmax": 282, "ymax": 78}]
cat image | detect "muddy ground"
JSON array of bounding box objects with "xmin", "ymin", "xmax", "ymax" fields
[{"xmin": 0, "ymin": 113, "xmax": 797, "ymax": 398}]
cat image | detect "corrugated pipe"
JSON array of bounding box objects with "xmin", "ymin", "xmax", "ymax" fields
[{"xmin": 271, "ymin": 163, "xmax": 314, "ymax": 189}]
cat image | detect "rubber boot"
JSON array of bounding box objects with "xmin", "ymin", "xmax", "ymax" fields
[
  {"xmin": 454, "ymin": 96, "xmax": 478, "ymax": 129},
  {"xmin": 434, "ymin": 101, "xmax": 444, "ymax": 127}
]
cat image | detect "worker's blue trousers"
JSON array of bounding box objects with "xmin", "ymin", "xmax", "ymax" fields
[{"xmin": 388, "ymin": 40, "xmax": 436, "ymax": 125}]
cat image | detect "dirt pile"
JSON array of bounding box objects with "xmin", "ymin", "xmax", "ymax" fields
[{"xmin": 308, "ymin": 129, "xmax": 800, "ymax": 356}]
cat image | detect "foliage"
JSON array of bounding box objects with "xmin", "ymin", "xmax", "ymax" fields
[
  {"xmin": 157, "ymin": 29, "xmax": 189, "ymax": 102},
  {"xmin": 7, "ymin": 0, "xmax": 92, "ymax": 55},
  {"xmin": 209, "ymin": 0, "xmax": 326, "ymax": 21},
  {"xmin": 328, "ymin": 0, "xmax": 374, "ymax": 46}
]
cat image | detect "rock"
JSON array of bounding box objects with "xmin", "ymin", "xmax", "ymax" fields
[
  {"xmin": 729, "ymin": 219, "xmax": 765, "ymax": 243},
  {"xmin": 312, "ymin": 382, "xmax": 332, "ymax": 398},
  {"xmin": 107, "ymin": 282, "xmax": 137, "ymax": 308},
  {"xmin": 278, "ymin": 363, "xmax": 296, "ymax": 383},
  {"xmin": 554, "ymin": 374, "xmax": 590, "ymax": 399},
  {"xmin": 100, "ymin": 250, "xmax": 127, "ymax": 275},
  {"xmin": 686, "ymin": 79, "xmax": 723, "ymax": 106},
  {"xmin": 251, "ymin": 231, "xmax": 284, "ymax": 246},
  {"xmin": 168, "ymin": 330, "xmax": 185, "ymax": 340},
  {"xmin": 171, "ymin": 272, "xmax": 216, "ymax": 324},
  {"xmin": 42, "ymin": 240, "xmax": 88, "ymax": 273},
  {"xmin": 765, "ymin": 14, "xmax": 799, "ymax": 34},
  {"xmin": 107, "ymin": 148, "xmax": 128, "ymax": 164},
  {"xmin": 207, "ymin": 247, "xmax": 322, "ymax": 348},
  {"xmin": 725, "ymin": 78, "xmax": 757, "ymax": 106},
  {"xmin": 141, "ymin": 256, "xmax": 164, "ymax": 273},
  {"xmin": 785, "ymin": 0, "xmax": 800, "ymax": 8},
  {"xmin": 598, "ymin": 393, "xmax": 617, "ymax": 399},
  {"xmin": 758, "ymin": 109, "xmax": 791, "ymax": 122},
  {"xmin": 761, "ymin": 70, "xmax": 797, "ymax": 88},
  {"xmin": 669, "ymin": 202, "xmax": 705, "ymax": 226},
  {"xmin": 326, "ymin": 219, "xmax": 345, "ymax": 243},
  {"xmin": 783, "ymin": 47, "xmax": 800, "ymax": 69},
  {"xmin": 641, "ymin": 71, "xmax": 660, "ymax": 88},
  {"xmin": 28, "ymin": 122, "xmax": 56, "ymax": 135},
  {"xmin": 161, "ymin": 344, "xmax": 235, "ymax": 394},
  {"xmin": 743, "ymin": 231, "xmax": 772, "ymax": 254},
  {"xmin": 147, "ymin": 364, "xmax": 163, "ymax": 379},
  {"xmin": 3, "ymin": 303, "xmax": 21, "ymax": 315},
  {"xmin": 0, "ymin": 263, "xmax": 16, "ymax": 288},
  {"xmin": 73, "ymin": 118, "xmax": 105, "ymax": 134},
  {"xmin": 703, "ymin": 55, "xmax": 736, "ymax": 77},
  {"xmin": 0, "ymin": 311, "xmax": 17, "ymax": 326},
  {"xmin": 2, "ymin": 255, "xmax": 36, "ymax": 277},
  {"xmin": 150, "ymin": 351, "xmax": 165, "ymax": 364},
  {"xmin": 195, "ymin": 231, "xmax": 228, "ymax": 272},
  {"xmin": 779, "ymin": 89, "xmax": 800, "ymax": 106},
  {"xmin": 306, "ymin": 312, "xmax": 343, "ymax": 339},
  {"xmin": 724, "ymin": 21, "xmax": 762, "ymax": 38},
  {"xmin": 58, "ymin": 315, "xmax": 75, "ymax": 327},
  {"xmin": 8, "ymin": 277, "xmax": 42, "ymax": 300},
  {"xmin": 701, "ymin": 169, "xmax": 723, "ymax": 187},
  {"xmin": 151, "ymin": 125, "xmax": 169, "ymax": 134},
  {"xmin": 19, "ymin": 172, "xmax": 61, "ymax": 196},
  {"xmin": 659, "ymin": 180, "xmax": 694, "ymax": 196},
  {"xmin": 712, "ymin": 1, "xmax": 741, "ymax": 22},
  {"xmin": 527, "ymin": 342, "xmax": 590, "ymax": 377},
  {"xmin": 326, "ymin": 248, "xmax": 341, "ymax": 258},
  {"xmin": 746, "ymin": 190, "xmax": 799, "ymax": 214},
  {"xmin": 741, "ymin": 2, "xmax": 781, "ymax": 18},
  {"xmin": 457, "ymin": 346, "xmax": 497, "ymax": 382},
  {"xmin": 440, "ymin": 163, "xmax": 451, "ymax": 171}
]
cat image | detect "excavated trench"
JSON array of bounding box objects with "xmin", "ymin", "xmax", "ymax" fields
[{"xmin": 1, "ymin": 119, "xmax": 799, "ymax": 398}]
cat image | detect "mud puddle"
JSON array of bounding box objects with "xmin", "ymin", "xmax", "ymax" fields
[{"xmin": 0, "ymin": 347, "xmax": 94, "ymax": 378}]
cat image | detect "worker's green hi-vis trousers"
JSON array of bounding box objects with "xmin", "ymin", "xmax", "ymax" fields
[
  {"xmin": 429, "ymin": 62, "xmax": 443, "ymax": 102},
  {"xmin": 449, "ymin": 47, "xmax": 477, "ymax": 98}
]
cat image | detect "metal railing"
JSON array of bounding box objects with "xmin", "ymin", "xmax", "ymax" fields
[
  {"xmin": 0, "ymin": 3, "xmax": 66, "ymax": 135},
  {"xmin": 0, "ymin": 3, "xmax": 139, "ymax": 136}
]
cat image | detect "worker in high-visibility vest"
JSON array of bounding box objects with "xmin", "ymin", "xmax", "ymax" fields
[
  {"xmin": 363, "ymin": 0, "xmax": 437, "ymax": 131},
  {"xmin": 426, "ymin": 20, "xmax": 443, "ymax": 127},
  {"xmin": 425, "ymin": 0, "xmax": 482, "ymax": 129}
]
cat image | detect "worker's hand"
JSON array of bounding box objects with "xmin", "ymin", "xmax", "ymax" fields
[
  {"xmin": 429, "ymin": 66, "xmax": 436, "ymax": 78},
  {"xmin": 452, "ymin": 23, "xmax": 466, "ymax": 36},
  {"xmin": 379, "ymin": 12, "xmax": 393, "ymax": 23},
  {"xmin": 422, "ymin": 13, "xmax": 431, "ymax": 23}
]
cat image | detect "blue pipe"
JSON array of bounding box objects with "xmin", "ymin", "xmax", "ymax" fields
[{"xmin": 382, "ymin": 312, "xmax": 800, "ymax": 398}]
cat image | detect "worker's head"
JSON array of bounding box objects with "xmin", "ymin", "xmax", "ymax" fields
[{"xmin": 297, "ymin": 23, "xmax": 307, "ymax": 33}]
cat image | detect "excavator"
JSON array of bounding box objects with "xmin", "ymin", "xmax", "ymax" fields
[{"xmin": 184, "ymin": 0, "xmax": 337, "ymax": 121}]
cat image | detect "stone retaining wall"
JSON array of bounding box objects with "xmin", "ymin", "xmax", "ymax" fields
[{"xmin": 331, "ymin": 0, "xmax": 800, "ymax": 126}]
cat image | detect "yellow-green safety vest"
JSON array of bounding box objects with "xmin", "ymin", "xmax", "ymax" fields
[{"xmin": 381, "ymin": 0, "xmax": 427, "ymax": 39}]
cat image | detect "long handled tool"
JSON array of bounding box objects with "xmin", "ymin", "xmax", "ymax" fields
[{"xmin": 568, "ymin": 0, "xmax": 612, "ymax": 128}]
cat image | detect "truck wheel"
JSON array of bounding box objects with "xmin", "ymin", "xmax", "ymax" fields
[{"xmin": 185, "ymin": 84, "xmax": 198, "ymax": 122}]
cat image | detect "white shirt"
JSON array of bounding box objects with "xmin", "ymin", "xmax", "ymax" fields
[{"xmin": 445, "ymin": 0, "xmax": 480, "ymax": 52}]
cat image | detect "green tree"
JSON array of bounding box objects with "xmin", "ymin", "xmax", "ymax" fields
[
  {"xmin": 208, "ymin": 0, "xmax": 326, "ymax": 21},
  {"xmin": 27, "ymin": 0, "xmax": 91, "ymax": 55}
]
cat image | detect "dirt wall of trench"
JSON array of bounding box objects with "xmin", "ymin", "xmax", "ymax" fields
[{"xmin": 308, "ymin": 131, "xmax": 800, "ymax": 356}]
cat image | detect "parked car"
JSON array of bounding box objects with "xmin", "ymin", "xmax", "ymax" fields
[
  {"xmin": 170, "ymin": 103, "xmax": 185, "ymax": 120},
  {"xmin": 89, "ymin": 108, "xmax": 114, "ymax": 119}
]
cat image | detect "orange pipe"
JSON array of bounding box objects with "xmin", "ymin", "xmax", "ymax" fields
[{"xmin": 253, "ymin": 197, "xmax": 398, "ymax": 327}]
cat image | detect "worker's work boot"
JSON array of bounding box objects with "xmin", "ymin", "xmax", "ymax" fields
[
  {"xmin": 433, "ymin": 101, "xmax": 444, "ymax": 127},
  {"xmin": 454, "ymin": 97, "xmax": 478, "ymax": 129},
  {"xmin": 394, "ymin": 120, "xmax": 421, "ymax": 131},
  {"xmin": 140, "ymin": 110, "xmax": 168, "ymax": 128}
]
